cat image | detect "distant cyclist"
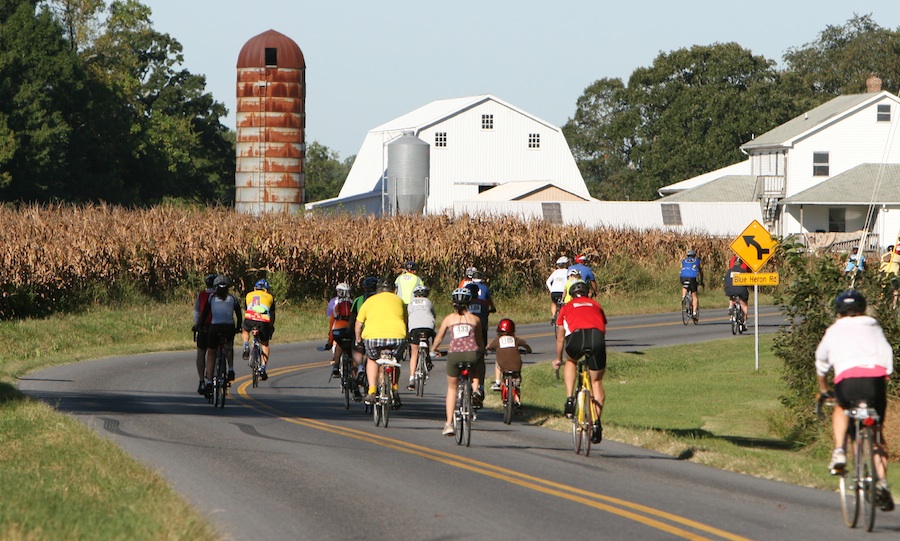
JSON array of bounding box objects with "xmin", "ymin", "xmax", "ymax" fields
[
  {"xmin": 192, "ymin": 273, "xmax": 217, "ymax": 395},
  {"xmin": 723, "ymin": 258, "xmax": 749, "ymax": 331},
  {"xmin": 198, "ymin": 275, "xmax": 242, "ymax": 394},
  {"xmin": 432, "ymin": 287, "xmax": 485, "ymax": 436},
  {"xmin": 816, "ymin": 290, "xmax": 894, "ymax": 511},
  {"xmin": 568, "ymin": 254, "xmax": 597, "ymax": 297},
  {"xmin": 487, "ymin": 318, "xmax": 531, "ymax": 403},
  {"xmin": 395, "ymin": 261, "xmax": 424, "ymax": 305},
  {"xmin": 458, "ymin": 266, "xmax": 478, "ymax": 289},
  {"xmin": 679, "ymin": 249, "xmax": 703, "ymax": 322},
  {"xmin": 465, "ymin": 270, "xmax": 495, "ymax": 346},
  {"xmin": 406, "ymin": 284, "xmax": 436, "ymax": 391},
  {"xmin": 552, "ymin": 280, "xmax": 608, "ymax": 444},
  {"xmin": 355, "ymin": 279, "xmax": 408, "ymax": 406},
  {"xmin": 562, "ymin": 268, "xmax": 582, "ymax": 304},
  {"xmin": 241, "ymin": 279, "xmax": 275, "ymax": 381},
  {"xmin": 546, "ymin": 256, "xmax": 569, "ymax": 322},
  {"xmin": 327, "ymin": 283, "xmax": 355, "ymax": 384}
]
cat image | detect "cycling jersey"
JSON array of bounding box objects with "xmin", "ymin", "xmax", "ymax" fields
[
  {"xmin": 395, "ymin": 272, "xmax": 423, "ymax": 304},
  {"xmin": 244, "ymin": 290, "xmax": 275, "ymax": 323},
  {"xmin": 407, "ymin": 297, "xmax": 435, "ymax": 330},
  {"xmin": 448, "ymin": 321, "xmax": 478, "ymax": 353},
  {"xmin": 680, "ymin": 257, "xmax": 701, "ymax": 279},
  {"xmin": 546, "ymin": 269, "xmax": 568, "ymax": 294},
  {"xmin": 567, "ymin": 263, "xmax": 595, "ymax": 283},
  {"xmin": 357, "ymin": 292, "xmax": 407, "ymax": 340},
  {"xmin": 556, "ymin": 297, "xmax": 607, "ymax": 336},
  {"xmin": 487, "ymin": 335, "xmax": 529, "ymax": 372},
  {"xmin": 206, "ymin": 294, "xmax": 241, "ymax": 325}
]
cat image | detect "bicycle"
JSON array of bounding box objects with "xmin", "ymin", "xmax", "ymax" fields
[
  {"xmin": 373, "ymin": 346, "xmax": 401, "ymax": 428},
  {"xmin": 681, "ymin": 279, "xmax": 697, "ymax": 325},
  {"xmin": 410, "ymin": 330, "xmax": 432, "ymax": 397},
  {"xmin": 336, "ymin": 335, "xmax": 359, "ymax": 409},
  {"xmin": 246, "ymin": 324, "xmax": 266, "ymax": 388},
  {"xmin": 817, "ymin": 394, "xmax": 886, "ymax": 531},
  {"xmin": 499, "ymin": 370, "xmax": 521, "ymax": 425},
  {"xmin": 209, "ymin": 334, "xmax": 229, "ymax": 409},
  {"xmin": 453, "ymin": 362, "xmax": 477, "ymax": 446},
  {"xmin": 571, "ymin": 354, "xmax": 596, "ymax": 455},
  {"xmin": 729, "ymin": 295, "xmax": 745, "ymax": 335}
]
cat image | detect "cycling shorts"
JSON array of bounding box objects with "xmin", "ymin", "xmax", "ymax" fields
[
  {"xmin": 408, "ymin": 327, "xmax": 435, "ymax": 343},
  {"xmin": 363, "ymin": 338, "xmax": 405, "ymax": 361},
  {"xmin": 331, "ymin": 327, "xmax": 354, "ymax": 350},
  {"xmin": 564, "ymin": 328, "xmax": 607, "ymax": 371},
  {"xmin": 727, "ymin": 291, "xmax": 749, "ymax": 302},
  {"xmin": 550, "ymin": 292, "xmax": 563, "ymax": 304},
  {"xmin": 195, "ymin": 328, "xmax": 209, "ymax": 350},
  {"xmin": 446, "ymin": 350, "xmax": 485, "ymax": 380},
  {"xmin": 680, "ymin": 277, "xmax": 698, "ymax": 293},
  {"xmin": 835, "ymin": 376, "xmax": 887, "ymax": 421},
  {"xmin": 207, "ymin": 324, "xmax": 236, "ymax": 349},
  {"xmin": 242, "ymin": 319, "xmax": 273, "ymax": 343}
]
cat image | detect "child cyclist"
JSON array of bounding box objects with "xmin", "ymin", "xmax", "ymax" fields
[{"xmin": 487, "ymin": 318, "xmax": 531, "ymax": 414}]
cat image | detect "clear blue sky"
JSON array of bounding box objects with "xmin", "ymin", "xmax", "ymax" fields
[{"xmin": 141, "ymin": 0, "xmax": 900, "ymax": 160}]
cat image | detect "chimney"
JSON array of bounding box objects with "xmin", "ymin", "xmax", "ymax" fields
[{"xmin": 867, "ymin": 74, "xmax": 883, "ymax": 93}]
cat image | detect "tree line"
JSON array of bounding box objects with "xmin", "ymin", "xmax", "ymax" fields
[
  {"xmin": 563, "ymin": 13, "xmax": 900, "ymax": 200},
  {"xmin": 0, "ymin": 5, "xmax": 896, "ymax": 205}
]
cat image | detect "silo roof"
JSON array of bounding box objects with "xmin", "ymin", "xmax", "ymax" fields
[{"xmin": 237, "ymin": 29, "xmax": 305, "ymax": 69}]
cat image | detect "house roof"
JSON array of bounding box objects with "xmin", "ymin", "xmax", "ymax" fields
[
  {"xmin": 741, "ymin": 92, "xmax": 893, "ymax": 150},
  {"xmin": 471, "ymin": 181, "xmax": 592, "ymax": 202},
  {"xmin": 657, "ymin": 160, "xmax": 750, "ymax": 195},
  {"xmin": 657, "ymin": 175, "xmax": 757, "ymax": 202},
  {"xmin": 781, "ymin": 163, "xmax": 900, "ymax": 205},
  {"xmin": 371, "ymin": 94, "xmax": 556, "ymax": 134}
]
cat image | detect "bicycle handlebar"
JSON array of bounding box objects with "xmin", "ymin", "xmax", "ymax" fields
[{"xmin": 815, "ymin": 390, "xmax": 835, "ymax": 420}]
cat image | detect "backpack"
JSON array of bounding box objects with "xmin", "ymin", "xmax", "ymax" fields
[{"xmin": 333, "ymin": 298, "xmax": 352, "ymax": 320}]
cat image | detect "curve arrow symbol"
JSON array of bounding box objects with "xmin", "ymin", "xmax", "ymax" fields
[{"xmin": 743, "ymin": 235, "xmax": 769, "ymax": 260}]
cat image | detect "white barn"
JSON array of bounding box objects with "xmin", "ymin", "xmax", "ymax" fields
[{"xmin": 306, "ymin": 94, "xmax": 593, "ymax": 215}]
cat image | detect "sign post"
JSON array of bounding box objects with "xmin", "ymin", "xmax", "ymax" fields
[{"xmin": 729, "ymin": 220, "xmax": 779, "ymax": 370}]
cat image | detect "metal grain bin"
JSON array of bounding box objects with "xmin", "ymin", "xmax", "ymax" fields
[
  {"xmin": 387, "ymin": 131, "xmax": 429, "ymax": 215},
  {"xmin": 235, "ymin": 29, "xmax": 305, "ymax": 214}
]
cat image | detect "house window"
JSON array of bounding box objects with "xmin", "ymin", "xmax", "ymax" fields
[
  {"xmin": 878, "ymin": 104, "xmax": 891, "ymax": 122},
  {"xmin": 828, "ymin": 208, "xmax": 846, "ymax": 232},
  {"xmin": 265, "ymin": 48, "xmax": 277, "ymax": 67},
  {"xmin": 528, "ymin": 133, "xmax": 541, "ymax": 149},
  {"xmin": 481, "ymin": 114, "xmax": 494, "ymax": 130},
  {"xmin": 813, "ymin": 152, "xmax": 829, "ymax": 176},
  {"xmin": 435, "ymin": 132, "xmax": 447, "ymax": 148}
]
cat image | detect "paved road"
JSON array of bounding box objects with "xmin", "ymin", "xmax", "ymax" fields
[{"xmin": 19, "ymin": 307, "xmax": 900, "ymax": 539}]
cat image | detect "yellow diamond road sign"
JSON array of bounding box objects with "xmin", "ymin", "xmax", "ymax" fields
[{"xmin": 730, "ymin": 220, "xmax": 778, "ymax": 272}]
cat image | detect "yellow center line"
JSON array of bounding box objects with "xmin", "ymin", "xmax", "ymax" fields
[{"xmin": 232, "ymin": 364, "xmax": 751, "ymax": 541}]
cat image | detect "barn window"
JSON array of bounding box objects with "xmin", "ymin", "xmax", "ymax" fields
[
  {"xmin": 878, "ymin": 104, "xmax": 891, "ymax": 122},
  {"xmin": 481, "ymin": 114, "xmax": 494, "ymax": 130},
  {"xmin": 661, "ymin": 203, "xmax": 682, "ymax": 226},
  {"xmin": 435, "ymin": 132, "xmax": 447, "ymax": 148},
  {"xmin": 528, "ymin": 133, "xmax": 541, "ymax": 149},
  {"xmin": 813, "ymin": 152, "xmax": 829, "ymax": 176},
  {"xmin": 265, "ymin": 48, "xmax": 277, "ymax": 67}
]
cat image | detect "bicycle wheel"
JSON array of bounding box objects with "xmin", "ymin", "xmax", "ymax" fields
[
  {"xmin": 415, "ymin": 349, "xmax": 427, "ymax": 397},
  {"xmin": 250, "ymin": 346, "xmax": 260, "ymax": 388},
  {"xmin": 681, "ymin": 295, "xmax": 690, "ymax": 325},
  {"xmin": 737, "ymin": 309, "xmax": 745, "ymax": 335},
  {"xmin": 461, "ymin": 379, "xmax": 472, "ymax": 447},
  {"xmin": 380, "ymin": 370, "xmax": 391, "ymax": 428},
  {"xmin": 860, "ymin": 430, "xmax": 876, "ymax": 531},
  {"xmin": 217, "ymin": 357, "xmax": 227, "ymax": 409},
  {"xmin": 840, "ymin": 433, "xmax": 860, "ymax": 528},
  {"xmin": 731, "ymin": 312, "xmax": 738, "ymax": 335},
  {"xmin": 340, "ymin": 354, "xmax": 351, "ymax": 410},
  {"xmin": 502, "ymin": 376, "xmax": 514, "ymax": 425},
  {"xmin": 453, "ymin": 384, "xmax": 464, "ymax": 446},
  {"xmin": 582, "ymin": 389, "xmax": 594, "ymax": 456}
]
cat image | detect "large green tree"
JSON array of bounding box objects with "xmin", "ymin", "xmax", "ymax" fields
[
  {"xmin": 783, "ymin": 13, "xmax": 900, "ymax": 97},
  {"xmin": 565, "ymin": 43, "xmax": 797, "ymax": 200},
  {"xmin": 304, "ymin": 142, "xmax": 353, "ymax": 203}
]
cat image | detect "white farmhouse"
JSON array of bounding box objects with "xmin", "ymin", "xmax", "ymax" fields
[
  {"xmin": 660, "ymin": 76, "xmax": 900, "ymax": 248},
  {"xmin": 305, "ymin": 94, "xmax": 593, "ymax": 215}
]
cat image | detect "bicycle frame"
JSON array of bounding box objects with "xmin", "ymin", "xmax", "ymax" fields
[
  {"xmin": 373, "ymin": 347, "xmax": 400, "ymax": 428},
  {"xmin": 212, "ymin": 338, "xmax": 228, "ymax": 409},
  {"xmin": 248, "ymin": 326, "xmax": 263, "ymax": 388},
  {"xmin": 841, "ymin": 402, "xmax": 881, "ymax": 531},
  {"xmin": 729, "ymin": 295, "xmax": 745, "ymax": 335},
  {"xmin": 681, "ymin": 280, "xmax": 695, "ymax": 325},
  {"xmin": 412, "ymin": 331, "xmax": 430, "ymax": 397},
  {"xmin": 500, "ymin": 370, "xmax": 521, "ymax": 425},
  {"xmin": 572, "ymin": 357, "xmax": 594, "ymax": 455}
]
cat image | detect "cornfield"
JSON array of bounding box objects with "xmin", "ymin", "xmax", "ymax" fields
[{"xmin": 1, "ymin": 204, "xmax": 735, "ymax": 318}]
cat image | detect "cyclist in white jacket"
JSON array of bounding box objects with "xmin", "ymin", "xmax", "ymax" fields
[{"xmin": 546, "ymin": 256, "xmax": 570, "ymax": 322}]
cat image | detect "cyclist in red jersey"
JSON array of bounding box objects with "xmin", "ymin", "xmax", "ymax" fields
[{"xmin": 551, "ymin": 280, "xmax": 608, "ymax": 444}]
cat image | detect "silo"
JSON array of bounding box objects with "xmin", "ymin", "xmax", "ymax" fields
[
  {"xmin": 235, "ymin": 29, "xmax": 305, "ymax": 214},
  {"xmin": 387, "ymin": 131, "xmax": 430, "ymax": 215}
]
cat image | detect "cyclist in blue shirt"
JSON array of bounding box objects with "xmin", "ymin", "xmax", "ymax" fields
[
  {"xmin": 567, "ymin": 254, "xmax": 597, "ymax": 297},
  {"xmin": 679, "ymin": 249, "xmax": 704, "ymax": 322}
]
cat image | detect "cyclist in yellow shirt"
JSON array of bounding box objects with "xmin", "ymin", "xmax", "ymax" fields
[
  {"xmin": 355, "ymin": 279, "xmax": 408, "ymax": 406},
  {"xmin": 241, "ymin": 279, "xmax": 276, "ymax": 380}
]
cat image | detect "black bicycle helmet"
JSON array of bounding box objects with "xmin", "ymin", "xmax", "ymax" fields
[
  {"xmin": 834, "ymin": 290, "xmax": 866, "ymax": 316},
  {"xmin": 375, "ymin": 279, "xmax": 393, "ymax": 293},
  {"xmin": 451, "ymin": 287, "xmax": 473, "ymax": 304},
  {"xmin": 205, "ymin": 274, "xmax": 217, "ymax": 288},
  {"xmin": 568, "ymin": 279, "xmax": 589, "ymax": 298},
  {"xmin": 403, "ymin": 261, "xmax": 417, "ymax": 271},
  {"xmin": 213, "ymin": 274, "xmax": 231, "ymax": 289},
  {"xmin": 362, "ymin": 276, "xmax": 378, "ymax": 293}
]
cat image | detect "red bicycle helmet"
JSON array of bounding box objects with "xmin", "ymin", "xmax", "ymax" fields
[{"xmin": 497, "ymin": 318, "xmax": 515, "ymax": 334}]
